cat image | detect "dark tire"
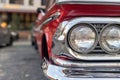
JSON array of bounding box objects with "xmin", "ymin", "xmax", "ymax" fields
[
  {"xmin": 31, "ymin": 40, "xmax": 35, "ymax": 46},
  {"xmin": 34, "ymin": 42, "xmax": 38, "ymax": 50},
  {"xmin": 31, "ymin": 37, "xmax": 35, "ymax": 46},
  {"xmin": 7, "ymin": 37, "xmax": 13, "ymax": 46}
]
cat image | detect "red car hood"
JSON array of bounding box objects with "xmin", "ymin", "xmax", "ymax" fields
[{"xmin": 60, "ymin": 4, "xmax": 120, "ymax": 17}]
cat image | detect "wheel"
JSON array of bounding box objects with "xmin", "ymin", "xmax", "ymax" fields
[
  {"xmin": 34, "ymin": 42, "xmax": 38, "ymax": 50},
  {"xmin": 31, "ymin": 40, "xmax": 35, "ymax": 46},
  {"xmin": 7, "ymin": 37, "xmax": 13, "ymax": 46},
  {"xmin": 31, "ymin": 36, "xmax": 35, "ymax": 46}
]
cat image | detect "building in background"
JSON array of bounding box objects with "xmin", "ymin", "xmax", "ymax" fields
[{"xmin": 0, "ymin": 0, "xmax": 46, "ymax": 30}]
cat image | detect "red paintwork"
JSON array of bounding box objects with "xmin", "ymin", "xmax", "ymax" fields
[
  {"xmin": 32, "ymin": 13, "xmax": 44, "ymax": 50},
  {"xmin": 36, "ymin": 3, "xmax": 120, "ymax": 60}
]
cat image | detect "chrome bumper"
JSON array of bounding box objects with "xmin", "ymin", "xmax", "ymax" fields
[{"xmin": 42, "ymin": 58, "xmax": 120, "ymax": 80}]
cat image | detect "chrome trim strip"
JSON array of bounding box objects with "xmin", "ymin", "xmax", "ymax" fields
[
  {"xmin": 34, "ymin": 17, "xmax": 52, "ymax": 32},
  {"xmin": 58, "ymin": 2, "xmax": 120, "ymax": 6},
  {"xmin": 57, "ymin": 0, "xmax": 120, "ymax": 3},
  {"xmin": 34, "ymin": 12, "xmax": 61, "ymax": 32},
  {"xmin": 53, "ymin": 58, "xmax": 120, "ymax": 67}
]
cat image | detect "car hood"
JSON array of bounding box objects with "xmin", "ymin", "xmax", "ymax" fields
[
  {"xmin": 57, "ymin": 0, "xmax": 120, "ymax": 4},
  {"xmin": 60, "ymin": 4, "xmax": 120, "ymax": 17}
]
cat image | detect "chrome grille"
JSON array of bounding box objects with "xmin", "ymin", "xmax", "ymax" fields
[
  {"xmin": 64, "ymin": 67, "xmax": 120, "ymax": 78},
  {"xmin": 91, "ymin": 23, "xmax": 107, "ymax": 33},
  {"xmin": 90, "ymin": 23, "xmax": 108, "ymax": 54}
]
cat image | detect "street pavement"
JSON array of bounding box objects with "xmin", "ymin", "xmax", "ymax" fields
[{"xmin": 0, "ymin": 40, "xmax": 48, "ymax": 80}]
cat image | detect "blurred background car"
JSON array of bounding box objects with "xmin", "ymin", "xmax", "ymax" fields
[
  {"xmin": 31, "ymin": 23, "xmax": 36, "ymax": 45},
  {"xmin": 31, "ymin": 23, "xmax": 38, "ymax": 50},
  {"xmin": 11, "ymin": 31, "xmax": 19, "ymax": 41},
  {"xmin": 0, "ymin": 22, "xmax": 13, "ymax": 46}
]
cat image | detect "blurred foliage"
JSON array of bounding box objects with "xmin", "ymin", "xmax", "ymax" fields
[
  {"xmin": 10, "ymin": 14, "xmax": 20, "ymax": 30},
  {"xmin": 10, "ymin": 14, "xmax": 32, "ymax": 30}
]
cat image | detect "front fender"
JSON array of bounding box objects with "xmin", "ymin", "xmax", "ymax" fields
[{"xmin": 44, "ymin": 28, "xmax": 53, "ymax": 59}]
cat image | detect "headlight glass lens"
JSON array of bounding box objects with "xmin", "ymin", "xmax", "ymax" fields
[
  {"xmin": 100, "ymin": 24, "xmax": 120, "ymax": 53},
  {"xmin": 68, "ymin": 24, "xmax": 97, "ymax": 53}
]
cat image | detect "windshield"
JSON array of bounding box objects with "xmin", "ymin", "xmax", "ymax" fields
[{"xmin": 57, "ymin": 0, "xmax": 120, "ymax": 3}]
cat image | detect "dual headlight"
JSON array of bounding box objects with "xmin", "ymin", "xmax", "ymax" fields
[
  {"xmin": 68, "ymin": 24, "xmax": 120, "ymax": 54},
  {"xmin": 100, "ymin": 24, "xmax": 120, "ymax": 54}
]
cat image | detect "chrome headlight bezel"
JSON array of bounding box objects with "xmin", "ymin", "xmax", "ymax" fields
[
  {"xmin": 100, "ymin": 24, "xmax": 120, "ymax": 54},
  {"xmin": 67, "ymin": 23, "xmax": 98, "ymax": 54},
  {"xmin": 52, "ymin": 17, "xmax": 120, "ymax": 61}
]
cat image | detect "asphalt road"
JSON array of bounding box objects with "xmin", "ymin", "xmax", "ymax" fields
[{"xmin": 0, "ymin": 40, "xmax": 48, "ymax": 80}]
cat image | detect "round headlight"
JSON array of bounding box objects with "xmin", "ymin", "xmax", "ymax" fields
[
  {"xmin": 68, "ymin": 23, "xmax": 97, "ymax": 54},
  {"xmin": 100, "ymin": 24, "xmax": 120, "ymax": 54}
]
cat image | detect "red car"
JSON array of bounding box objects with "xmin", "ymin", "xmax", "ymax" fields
[
  {"xmin": 31, "ymin": 8, "xmax": 45, "ymax": 49},
  {"xmin": 36, "ymin": 0, "xmax": 120, "ymax": 80}
]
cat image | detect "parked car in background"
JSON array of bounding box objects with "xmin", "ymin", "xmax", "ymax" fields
[
  {"xmin": 11, "ymin": 31, "xmax": 19, "ymax": 41},
  {"xmin": 36, "ymin": 0, "xmax": 120, "ymax": 80},
  {"xmin": 0, "ymin": 22, "xmax": 13, "ymax": 46},
  {"xmin": 31, "ymin": 23, "xmax": 38, "ymax": 49}
]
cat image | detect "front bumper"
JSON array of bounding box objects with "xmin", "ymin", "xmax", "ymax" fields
[{"xmin": 42, "ymin": 58, "xmax": 120, "ymax": 80}]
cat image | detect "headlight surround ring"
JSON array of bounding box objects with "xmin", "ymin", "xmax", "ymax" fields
[
  {"xmin": 67, "ymin": 23, "xmax": 98, "ymax": 54},
  {"xmin": 100, "ymin": 24, "xmax": 120, "ymax": 54}
]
